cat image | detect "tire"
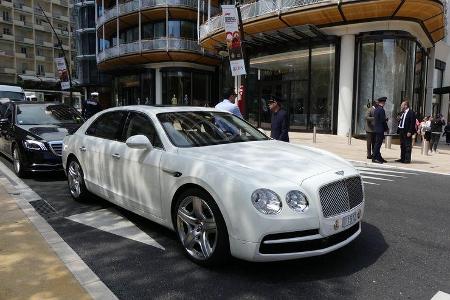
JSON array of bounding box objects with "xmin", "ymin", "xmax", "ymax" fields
[
  {"xmin": 173, "ymin": 188, "xmax": 230, "ymax": 266},
  {"xmin": 12, "ymin": 145, "xmax": 26, "ymax": 178},
  {"xmin": 67, "ymin": 158, "xmax": 89, "ymax": 201}
]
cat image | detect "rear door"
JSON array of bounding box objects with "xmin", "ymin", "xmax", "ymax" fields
[{"xmin": 80, "ymin": 111, "xmax": 127, "ymax": 197}]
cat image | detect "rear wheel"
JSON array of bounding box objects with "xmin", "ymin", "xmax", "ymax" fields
[
  {"xmin": 67, "ymin": 158, "xmax": 89, "ymax": 201},
  {"xmin": 174, "ymin": 188, "xmax": 229, "ymax": 266},
  {"xmin": 12, "ymin": 145, "xmax": 26, "ymax": 178}
]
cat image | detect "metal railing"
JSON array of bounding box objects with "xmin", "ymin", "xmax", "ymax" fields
[
  {"xmin": 97, "ymin": 37, "xmax": 202, "ymax": 62},
  {"xmin": 119, "ymin": 0, "xmax": 139, "ymax": 14},
  {"xmin": 199, "ymin": 0, "xmax": 332, "ymax": 40}
]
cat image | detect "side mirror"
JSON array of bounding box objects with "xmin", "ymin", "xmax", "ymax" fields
[{"xmin": 126, "ymin": 135, "xmax": 153, "ymax": 150}]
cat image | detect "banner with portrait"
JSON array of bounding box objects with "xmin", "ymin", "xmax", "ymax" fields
[
  {"xmin": 54, "ymin": 57, "xmax": 70, "ymax": 90},
  {"xmin": 222, "ymin": 5, "xmax": 246, "ymax": 76}
]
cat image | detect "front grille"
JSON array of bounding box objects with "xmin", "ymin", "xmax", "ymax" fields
[
  {"xmin": 259, "ymin": 222, "xmax": 360, "ymax": 254},
  {"xmin": 319, "ymin": 176, "xmax": 363, "ymax": 218},
  {"xmin": 48, "ymin": 141, "xmax": 63, "ymax": 156}
]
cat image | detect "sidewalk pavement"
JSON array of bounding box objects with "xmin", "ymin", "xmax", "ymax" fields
[
  {"xmin": 0, "ymin": 132, "xmax": 448, "ymax": 300},
  {"xmin": 289, "ymin": 132, "xmax": 450, "ymax": 175}
]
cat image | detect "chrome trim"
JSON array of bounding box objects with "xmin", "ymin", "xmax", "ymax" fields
[{"xmin": 48, "ymin": 141, "xmax": 63, "ymax": 157}]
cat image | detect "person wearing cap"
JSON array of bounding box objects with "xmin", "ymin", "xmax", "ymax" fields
[
  {"xmin": 372, "ymin": 96, "xmax": 388, "ymax": 163},
  {"xmin": 268, "ymin": 95, "xmax": 289, "ymax": 142},
  {"xmin": 396, "ymin": 100, "xmax": 416, "ymax": 163},
  {"xmin": 215, "ymin": 88, "xmax": 242, "ymax": 118},
  {"xmin": 82, "ymin": 92, "xmax": 102, "ymax": 119}
]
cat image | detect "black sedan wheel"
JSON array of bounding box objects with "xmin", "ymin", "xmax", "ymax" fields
[
  {"xmin": 174, "ymin": 188, "xmax": 229, "ymax": 266},
  {"xmin": 12, "ymin": 145, "xmax": 26, "ymax": 178}
]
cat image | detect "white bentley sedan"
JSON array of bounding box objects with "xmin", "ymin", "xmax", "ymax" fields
[{"xmin": 62, "ymin": 106, "xmax": 364, "ymax": 266}]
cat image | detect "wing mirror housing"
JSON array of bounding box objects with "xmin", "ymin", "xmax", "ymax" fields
[{"xmin": 125, "ymin": 135, "xmax": 153, "ymax": 150}]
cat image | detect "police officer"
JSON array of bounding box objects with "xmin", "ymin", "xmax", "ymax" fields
[{"xmin": 82, "ymin": 92, "xmax": 102, "ymax": 119}]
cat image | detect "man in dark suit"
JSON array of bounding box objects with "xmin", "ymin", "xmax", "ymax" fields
[
  {"xmin": 268, "ymin": 96, "xmax": 289, "ymax": 142},
  {"xmin": 396, "ymin": 100, "xmax": 416, "ymax": 163},
  {"xmin": 365, "ymin": 100, "xmax": 377, "ymax": 159},
  {"xmin": 373, "ymin": 97, "xmax": 388, "ymax": 164}
]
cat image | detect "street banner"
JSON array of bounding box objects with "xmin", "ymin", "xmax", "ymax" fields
[
  {"xmin": 222, "ymin": 5, "xmax": 246, "ymax": 76},
  {"xmin": 54, "ymin": 57, "xmax": 70, "ymax": 90}
]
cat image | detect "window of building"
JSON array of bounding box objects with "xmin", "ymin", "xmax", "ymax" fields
[
  {"xmin": 19, "ymin": 15, "xmax": 26, "ymax": 22},
  {"xmin": 20, "ymin": 47, "xmax": 27, "ymax": 54},
  {"xmin": 37, "ymin": 64, "xmax": 44, "ymax": 75},
  {"xmin": 3, "ymin": 27, "xmax": 11, "ymax": 35},
  {"xmin": 154, "ymin": 22, "xmax": 165, "ymax": 39},
  {"xmin": 3, "ymin": 11, "xmax": 10, "ymax": 21},
  {"xmin": 432, "ymin": 59, "xmax": 445, "ymax": 116}
]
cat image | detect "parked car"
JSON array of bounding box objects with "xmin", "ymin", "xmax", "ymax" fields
[
  {"xmin": 62, "ymin": 106, "xmax": 365, "ymax": 266},
  {"xmin": 0, "ymin": 102, "xmax": 84, "ymax": 177},
  {"xmin": 0, "ymin": 84, "xmax": 26, "ymax": 101}
]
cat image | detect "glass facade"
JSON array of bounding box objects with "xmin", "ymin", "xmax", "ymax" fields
[
  {"xmin": 114, "ymin": 70, "xmax": 155, "ymax": 106},
  {"xmin": 355, "ymin": 33, "xmax": 426, "ymax": 135},
  {"xmin": 246, "ymin": 43, "xmax": 336, "ymax": 132}
]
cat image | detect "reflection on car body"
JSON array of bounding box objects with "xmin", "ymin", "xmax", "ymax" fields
[{"xmin": 62, "ymin": 105, "xmax": 365, "ymax": 266}]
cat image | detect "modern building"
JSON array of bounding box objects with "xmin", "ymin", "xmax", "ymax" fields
[
  {"xmin": 0, "ymin": 0, "xmax": 78, "ymax": 102},
  {"xmin": 73, "ymin": 0, "xmax": 110, "ymax": 106},
  {"xmin": 95, "ymin": 0, "xmax": 222, "ymax": 107},
  {"xmin": 199, "ymin": 0, "xmax": 447, "ymax": 135}
]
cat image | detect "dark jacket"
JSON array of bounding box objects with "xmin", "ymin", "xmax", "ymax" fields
[
  {"xmin": 397, "ymin": 109, "xmax": 416, "ymax": 134},
  {"xmin": 365, "ymin": 106, "xmax": 375, "ymax": 133},
  {"xmin": 82, "ymin": 99, "xmax": 102, "ymax": 119},
  {"xmin": 270, "ymin": 109, "xmax": 289, "ymax": 142},
  {"xmin": 374, "ymin": 106, "xmax": 387, "ymax": 134},
  {"xmin": 430, "ymin": 119, "xmax": 445, "ymax": 132}
]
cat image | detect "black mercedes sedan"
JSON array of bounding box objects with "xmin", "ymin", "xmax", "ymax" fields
[{"xmin": 0, "ymin": 101, "xmax": 84, "ymax": 177}]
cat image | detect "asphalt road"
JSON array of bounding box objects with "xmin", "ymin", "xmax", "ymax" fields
[{"xmin": 1, "ymin": 155, "xmax": 449, "ymax": 300}]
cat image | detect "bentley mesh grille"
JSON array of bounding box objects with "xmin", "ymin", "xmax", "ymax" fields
[
  {"xmin": 319, "ymin": 176, "xmax": 363, "ymax": 218},
  {"xmin": 48, "ymin": 141, "xmax": 63, "ymax": 156}
]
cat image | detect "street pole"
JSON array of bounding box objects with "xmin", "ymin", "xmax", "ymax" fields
[
  {"xmin": 235, "ymin": 1, "xmax": 249, "ymax": 117},
  {"xmin": 37, "ymin": 2, "xmax": 73, "ymax": 105}
]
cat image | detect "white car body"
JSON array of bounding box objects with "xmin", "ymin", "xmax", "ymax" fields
[{"xmin": 62, "ymin": 106, "xmax": 364, "ymax": 262}]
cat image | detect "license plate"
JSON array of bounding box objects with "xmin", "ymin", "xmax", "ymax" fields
[{"xmin": 342, "ymin": 211, "xmax": 358, "ymax": 228}]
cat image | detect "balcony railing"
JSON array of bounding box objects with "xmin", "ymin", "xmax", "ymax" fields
[
  {"xmin": 97, "ymin": 0, "xmax": 219, "ymax": 27},
  {"xmin": 199, "ymin": 0, "xmax": 332, "ymax": 40},
  {"xmin": 97, "ymin": 37, "xmax": 201, "ymax": 62}
]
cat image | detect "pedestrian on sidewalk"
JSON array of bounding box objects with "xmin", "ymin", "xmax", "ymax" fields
[
  {"xmin": 372, "ymin": 96, "xmax": 388, "ymax": 164},
  {"xmin": 268, "ymin": 95, "xmax": 289, "ymax": 142},
  {"xmin": 444, "ymin": 121, "xmax": 450, "ymax": 145},
  {"xmin": 396, "ymin": 100, "xmax": 415, "ymax": 164},
  {"xmin": 430, "ymin": 114, "xmax": 445, "ymax": 153},
  {"xmin": 365, "ymin": 100, "xmax": 377, "ymax": 159},
  {"xmin": 82, "ymin": 92, "xmax": 102, "ymax": 119}
]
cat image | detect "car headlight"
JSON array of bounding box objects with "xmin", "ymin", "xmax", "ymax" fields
[
  {"xmin": 23, "ymin": 140, "xmax": 47, "ymax": 150},
  {"xmin": 286, "ymin": 190, "xmax": 309, "ymax": 212},
  {"xmin": 251, "ymin": 189, "xmax": 282, "ymax": 214}
]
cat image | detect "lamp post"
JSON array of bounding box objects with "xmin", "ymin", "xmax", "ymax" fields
[
  {"xmin": 37, "ymin": 2, "xmax": 73, "ymax": 104},
  {"xmin": 235, "ymin": 0, "xmax": 249, "ymax": 117}
]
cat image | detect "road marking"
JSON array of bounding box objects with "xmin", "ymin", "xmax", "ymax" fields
[
  {"xmin": 360, "ymin": 175, "xmax": 394, "ymax": 182},
  {"xmin": 362, "ymin": 181, "xmax": 380, "ymax": 185},
  {"xmin": 357, "ymin": 171, "xmax": 406, "ymax": 178},
  {"xmin": 431, "ymin": 291, "xmax": 450, "ymax": 300},
  {"xmin": 66, "ymin": 209, "xmax": 165, "ymax": 250},
  {"xmin": 356, "ymin": 167, "xmax": 418, "ymax": 175}
]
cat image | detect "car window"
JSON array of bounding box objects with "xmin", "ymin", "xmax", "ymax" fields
[
  {"xmin": 15, "ymin": 104, "xmax": 83, "ymax": 125},
  {"xmin": 86, "ymin": 111, "xmax": 127, "ymax": 140},
  {"xmin": 124, "ymin": 112, "xmax": 163, "ymax": 149}
]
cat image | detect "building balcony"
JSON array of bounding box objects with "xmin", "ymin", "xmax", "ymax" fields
[
  {"xmin": 0, "ymin": 0, "xmax": 13, "ymax": 8},
  {"xmin": 23, "ymin": 70, "xmax": 35, "ymax": 75},
  {"xmin": 16, "ymin": 36, "xmax": 34, "ymax": 44},
  {"xmin": 15, "ymin": 52, "xmax": 26, "ymax": 59},
  {"xmin": 13, "ymin": 2, "xmax": 33, "ymax": 13},
  {"xmin": 0, "ymin": 33, "xmax": 14, "ymax": 41},
  {"xmin": 97, "ymin": 0, "xmax": 219, "ymax": 28},
  {"xmin": 53, "ymin": 14, "xmax": 70, "ymax": 22},
  {"xmin": 45, "ymin": 72, "xmax": 55, "ymax": 77},
  {"xmin": 199, "ymin": 0, "xmax": 446, "ymax": 48},
  {"xmin": 0, "ymin": 50, "xmax": 15, "ymax": 57},
  {"xmin": 97, "ymin": 37, "xmax": 218, "ymax": 69},
  {"xmin": 0, "ymin": 67, "xmax": 16, "ymax": 74},
  {"xmin": 35, "ymin": 55, "xmax": 46, "ymax": 61}
]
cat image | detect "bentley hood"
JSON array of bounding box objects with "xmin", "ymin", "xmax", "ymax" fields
[
  {"xmin": 179, "ymin": 140, "xmax": 353, "ymax": 183},
  {"xmin": 19, "ymin": 124, "xmax": 81, "ymax": 142}
]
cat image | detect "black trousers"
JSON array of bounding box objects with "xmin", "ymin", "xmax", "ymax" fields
[
  {"xmin": 373, "ymin": 133, "xmax": 384, "ymax": 161},
  {"xmin": 399, "ymin": 129, "xmax": 412, "ymax": 162},
  {"xmin": 366, "ymin": 132, "xmax": 375, "ymax": 157}
]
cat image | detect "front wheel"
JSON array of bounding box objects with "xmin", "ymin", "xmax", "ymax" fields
[
  {"xmin": 174, "ymin": 188, "xmax": 229, "ymax": 266},
  {"xmin": 67, "ymin": 158, "xmax": 89, "ymax": 201},
  {"xmin": 12, "ymin": 145, "xmax": 26, "ymax": 178}
]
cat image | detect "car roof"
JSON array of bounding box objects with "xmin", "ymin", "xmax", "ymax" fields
[
  {"xmin": 0, "ymin": 85, "xmax": 24, "ymax": 92},
  {"xmin": 106, "ymin": 105, "xmax": 225, "ymax": 115},
  {"xmin": 12, "ymin": 101, "xmax": 65, "ymax": 106}
]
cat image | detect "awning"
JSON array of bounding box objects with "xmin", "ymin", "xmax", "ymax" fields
[{"xmin": 18, "ymin": 75, "xmax": 41, "ymax": 82}]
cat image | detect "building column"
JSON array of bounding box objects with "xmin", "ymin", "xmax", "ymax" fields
[
  {"xmin": 425, "ymin": 47, "xmax": 436, "ymax": 117},
  {"xmin": 155, "ymin": 68, "xmax": 162, "ymax": 105},
  {"xmin": 337, "ymin": 34, "xmax": 355, "ymax": 136}
]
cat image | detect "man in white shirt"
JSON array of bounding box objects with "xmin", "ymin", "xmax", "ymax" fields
[{"xmin": 215, "ymin": 88, "xmax": 243, "ymax": 118}]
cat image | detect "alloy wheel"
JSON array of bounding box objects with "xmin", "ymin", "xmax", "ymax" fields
[
  {"xmin": 176, "ymin": 196, "xmax": 218, "ymax": 260},
  {"xmin": 68, "ymin": 160, "xmax": 82, "ymax": 198}
]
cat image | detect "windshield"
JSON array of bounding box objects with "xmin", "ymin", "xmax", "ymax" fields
[
  {"xmin": 0, "ymin": 91, "xmax": 25, "ymax": 101},
  {"xmin": 16, "ymin": 104, "xmax": 84, "ymax": 125},
  {"xmin": 157, "ymin": 111, "xmax": 269, "ymax": 147}
]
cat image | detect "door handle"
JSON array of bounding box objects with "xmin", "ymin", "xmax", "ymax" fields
[
  {"xmin": 79, "ymin": 146, "xmax": 86, "ymax": 152},
  {"xmin": 112, "ymin": 153, "xmax": 120, "ymax": 159}
]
